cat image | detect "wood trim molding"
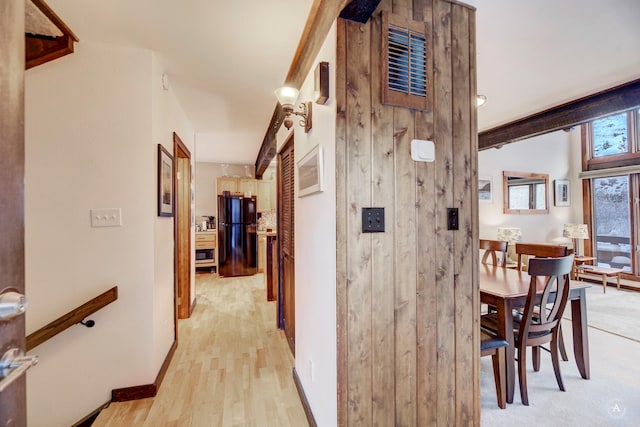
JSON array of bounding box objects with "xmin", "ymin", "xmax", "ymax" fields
[
  {"xmin": 292, "ymin": 368, "xmax": 317, "ymax": 427},
  {"xmin": 26, "ymin": 286, "xmax": 118, "ymax": 351},
  {"xmin": 255, "ymin": 0, "xmax": 356, "ymax": 178},
  {"xmin": 479, "ymin": 78, "xmax": 640, "ymax": 150},
  {"xmin": 111, "ymin": 340, "xmax": 178, "ymax": 402}
]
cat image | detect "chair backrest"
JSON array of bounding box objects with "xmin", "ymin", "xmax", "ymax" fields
[
  {"xmin": 480, "ymin": 239, "xmax": 508, "ymax": 267},
  {"xmin": 515, "ymin": 243, "xmax": 568, "ymax": 271},
  {"xmin": 518, "ymin": 255, "xmax": 574, "ymax": 348}
]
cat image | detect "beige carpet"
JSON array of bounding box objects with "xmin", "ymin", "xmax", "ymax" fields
[
  {"xmin": 481, "ymin": 287, "xmax": 640, "ymax": 426},
  {"xmin": 572, "ymin": 285, "xmax": 640, "ymax": 342}
]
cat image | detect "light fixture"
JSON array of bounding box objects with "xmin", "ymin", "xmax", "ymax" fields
[
  {"xmin": 275, "ymin": 86, "xmax": 312, "ymax": 132},
  {"xmin": 497, "ymin": 227, "xmax": 522, "ymax": 264},
  {"xmin": 563, "ymin": 223, "xmax": 589, "ymax": 257},
  {"xmin": 476, "ymin": 95, "xmax": 487, "ymax": 107}
]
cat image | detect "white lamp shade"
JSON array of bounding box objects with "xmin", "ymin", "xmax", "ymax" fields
[
  {"xmin": 563, "ymin": 223, "xmax": 589, "ymax": 239},
  {"xmin": 496, "ymin": 227, "xmax": 522, "ymax": 244},
  {"xmin": 274, "ymin": 86, "xmax": 299, "ymax": 107}
]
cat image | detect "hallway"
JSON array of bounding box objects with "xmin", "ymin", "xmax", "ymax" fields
[{"xmin": 93, "ymin": 273, "xmax": 307, "ymax": 426}]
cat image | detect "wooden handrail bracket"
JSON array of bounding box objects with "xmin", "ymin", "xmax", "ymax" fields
[{"xmin": 26, "ymin": 286, "xmax": 118, "ymax": 351}]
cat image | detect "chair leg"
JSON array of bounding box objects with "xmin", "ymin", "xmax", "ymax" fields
[
  {"xmin": 558, "ymin": 324, "xmax": 569, "ymax": 361},
  {"xmin": 518, "ymin": 347, "xmax": 529, "ymax": 406},
  {"xmin": 551, "ymin": 331, "xmax": 566, "ymax": 392},
  {"xmin": 532, "ymin": 346, "xmax": 540, "ymax": 372},
  {"xmin": 491, "ymin": 348, "xmax": 507, "ymax": 409}
]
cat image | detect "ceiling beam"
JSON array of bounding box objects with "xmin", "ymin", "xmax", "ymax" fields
[
  {"xmin": 479, "ymin": 78, "xmax": 640, "ymax": 150},
  {"xmin": 255, "ymin": 0, "xmax": 379, "ymax": 178},
  {"xmin": 339, "ymin": 0, "xmax": 382, "ymax": 23}
]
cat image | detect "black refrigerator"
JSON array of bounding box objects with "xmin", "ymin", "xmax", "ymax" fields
[{"xmin": 218, "ymin": 193, "xmax": 257, "ymax": 277}]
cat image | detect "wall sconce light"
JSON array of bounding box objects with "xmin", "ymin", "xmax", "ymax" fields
[
  {"xmin": 275, "ymin": 86, "xmax": 312, "ymax": 132},
  {"xmin": 476, "ymin": 95, "xmax": 487, "ymax": 107}
]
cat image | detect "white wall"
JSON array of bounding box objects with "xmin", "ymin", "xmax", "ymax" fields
[
  {"xmin": 24, "ymin": 41, "xmax": 193, "ymax": 427},
  {"xmin": 275, "ymin": 22, "xmax": 337, "ymax": 427},
  {"xmin": 478, "ymin": 129, "xmax": 584, "ymax": 246},
  {"xmin": 194, "ymin": 162, "xmax": 254, "ymax": 219}
]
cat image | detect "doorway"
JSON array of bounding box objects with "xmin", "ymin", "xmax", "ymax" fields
[
  {"xmin": 174, "ymin": 132, "xmax": 192, "ymax": 322},
  {"xmin": 277, "ymin": 134, "xmax": 295, "ymax": 355}
]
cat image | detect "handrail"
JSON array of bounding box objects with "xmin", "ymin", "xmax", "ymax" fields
[{"xmin": 26, "ymin": 286, "xmax": 118, "ymax": 351}]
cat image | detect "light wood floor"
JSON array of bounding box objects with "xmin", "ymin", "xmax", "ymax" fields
[{"xmin": 93, "ymin": 273, "xmax": 308, "ymax": 427}]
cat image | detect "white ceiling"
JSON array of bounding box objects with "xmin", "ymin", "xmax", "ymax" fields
[{"xmin": 45, "ymin": 0, "xmax": 640, "ymax": 164}]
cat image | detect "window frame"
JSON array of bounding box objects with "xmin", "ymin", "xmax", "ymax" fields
[{"xmin": 582, "ymin": 109, "xmax": 640, "ymax": 281}]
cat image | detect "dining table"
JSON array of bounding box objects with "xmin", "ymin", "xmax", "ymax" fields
[{"xmin": 479, "ymin": 264, "xmax": 591, "ymax": 404}]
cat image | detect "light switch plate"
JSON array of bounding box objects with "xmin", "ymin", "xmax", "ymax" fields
[{"xmin": 91, "ymin": 208, "xmax": 122, "ymax": 227}]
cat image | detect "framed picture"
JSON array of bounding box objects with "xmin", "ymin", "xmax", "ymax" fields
[
  {"xmin": 478, "ymin": 175, "xmax": 492, "ymax": 203},
  {"xmin": 298, "ymin": 144, "xmax": 324, "ymax": 197},
  {"xmin": 554, "ymin": 179, "xmax": 570, "ymax": 207},
  {"xmin": 158, "ymin": 144, "xmax": 174, "ymax": 217}
]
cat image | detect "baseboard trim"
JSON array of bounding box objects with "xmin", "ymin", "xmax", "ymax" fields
[
  {"xmin": 292, "ymin": 368, "xmax": 317, "ymax": 427},
  {"xmin": 190, "ymin": 297, "xmax": 197, "ymax": 316},
  {"xmin": 111, "ymin": 340, "xmax": 178, "ymax": 402},
  {"xmin": 71, "ymin": 400, "xmax": 110, "ymax": 427}
]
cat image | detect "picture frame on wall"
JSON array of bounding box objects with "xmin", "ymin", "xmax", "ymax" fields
[
  {"xmin": 554, "ymin": 179, "xmax": 570, "ymax": 207},
  {"xmin": 158, "ymin": 144, "xmax": 174, "ymax": 217},
  {"xmin": 478, "ymin": 176, "xmax": 492, "ymax": 203},
  {"xmin": 297, "ymin": 144, "xmax": 324, "ymax": 197}
]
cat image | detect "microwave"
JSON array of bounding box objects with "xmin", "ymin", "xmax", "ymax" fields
[{"xmin": 196, "ymin": 248, "xmax": 214, "ymax": 262}]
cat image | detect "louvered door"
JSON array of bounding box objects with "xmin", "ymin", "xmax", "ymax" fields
[{"xmin": 277, "ymin": 135, "xmax": 295, "ymax": 355}]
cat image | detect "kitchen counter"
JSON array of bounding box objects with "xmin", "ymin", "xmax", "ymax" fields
[{"xmin": 257, "ymin": 230, "xmax": 277, "ymax": 236}]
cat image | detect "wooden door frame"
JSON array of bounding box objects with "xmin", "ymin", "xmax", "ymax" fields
[{"xmin": 173, "ymin": 132, "xmax": 192, "ymax": 326}]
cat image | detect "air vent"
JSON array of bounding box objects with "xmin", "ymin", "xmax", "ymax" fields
[
  {"xmin": 382, "ymin": 12, "xmax": 432, "ymax": 111},
  {"xmin": 388, "ymin": 26, "xmax": 426, "ymax": 97}
]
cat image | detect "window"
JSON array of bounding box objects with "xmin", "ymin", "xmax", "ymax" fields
[
  {"xmin": 381, "ymin": 12, "xmax": 432, "ymax": 111},
  {"xmin": 582, "ymin": 109, "xmax": 640, "ymax": 279},
  {"xmin": 592, "ymin": 112, "xmax": 629, "ymax": 158}
]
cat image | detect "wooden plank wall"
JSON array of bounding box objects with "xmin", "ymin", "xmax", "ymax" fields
[{"xmin": 336, "ymin": 0, "xmax": 479, "ymax": 425}]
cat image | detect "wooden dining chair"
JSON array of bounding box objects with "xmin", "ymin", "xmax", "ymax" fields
[
  {"xmin": 514, "ymin": 242, "xmax": 570, "ymax": 361},
  {"xmin": 480, "ymin": 239, "xmax": 508, "ymax": 267},
  {"xmin": 515, "ymin": 255, "xmax": 574, "ymax": 405},
  {"xmin": 515, "ymin": 243, "xmax": 568, "ymax": 271},
  {"xmin": 481, "ymin": 330, "xmax": 508, "ymax": 409}
]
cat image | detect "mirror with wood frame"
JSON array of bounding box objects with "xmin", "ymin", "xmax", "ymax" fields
[{"xmin": 503, "ymin": 171, "xmax": 549, "ymax": 214}]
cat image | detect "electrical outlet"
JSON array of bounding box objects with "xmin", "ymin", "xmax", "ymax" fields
[
  {"xmin": 362, "ymin": 207, "xmax": 385, "ymax": 233},
  {"xmin": 91, "ymin": 208, "xmax": 122, "ymax": 227}
]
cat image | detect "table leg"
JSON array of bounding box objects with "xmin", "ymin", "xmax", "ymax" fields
[
  {"xmin": 570, "ymin": 289, "xmax": 590, "ymax": 379},
  {"xmin": 496, "ymin": 300, "xmax": 515, "ymax": 403},
  {"xmin": 601, "ymin": 274, "xmax": 606, "ymax": 293},
  {"xmin": 617, "ymin": 273, "xmax": 621, "ymax": 290}
]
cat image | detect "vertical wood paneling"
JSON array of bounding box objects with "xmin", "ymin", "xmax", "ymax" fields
[
  {"xmin": 336, "ymin": 18, "xmax": 349, "ymax": 427},
  {"xmin": 433, "ymin": 1, "xmax": 456, "ymax": 425},
  {"xmin": 415, "ymin": 1, "xmax": 437, "ymax": 424},
  {"xmin": 390, "ymin": 0, "xmax": 417, "ymax": 423},
  {"xmin": 370, "ymin": 2, "xmax": 396, "ymax": 426},
  {"xmin": 345, "ymin": 19, "xmax": 373, "ymax": 426},
  {"xmin": 451, "ymin": 6, "xmax": 474, "ymax": 426},
  {"xmin": 468, "ymin": 9, "xmax": 481, "ymax": 425},
  {"xmin": 336, "ymin": 1, "xmax": 477, "ymax": 425}
]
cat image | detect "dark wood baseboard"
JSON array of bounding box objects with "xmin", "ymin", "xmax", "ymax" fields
[
  {"xmin": 111, "ymin": 340, "xmax": 178, "ymax": 402},
  {"xmin": 71, "ymin": 400, "xmax": 110, "ymax": 427},
  {"xmin": 292, "ymin": 368, "xmax": 317, "ymax": 427}
]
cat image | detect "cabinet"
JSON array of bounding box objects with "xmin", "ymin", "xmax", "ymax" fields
[
  {"xmin": 239, "ymin": 178, "xmax": 257, "ymax": 196},
  {"xmin": 217, "ymin": 177, "xmax": 238, "ymax": 194},
  {"xmin": 257, "ymin": 180, "xmax": 276, "ymax": 212},
  {"xmin": 258, "ymin": 233, "xmax": 267, "ymax": 273},
  {"xmin": 195, "ymin": 231, "xmax": 217, "ymax": 272}
]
